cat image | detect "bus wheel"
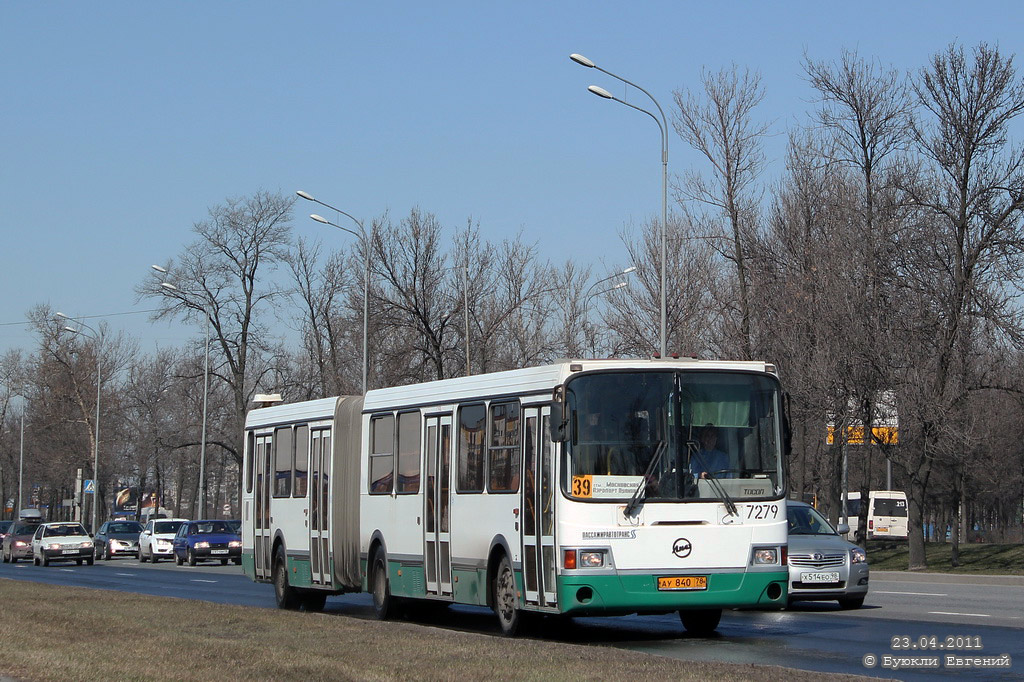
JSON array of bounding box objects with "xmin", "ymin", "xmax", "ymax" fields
[
  {"xmin": 371, "ymin": 550, "xmax": 394, "ymax": 620},
  {"xmin": 680, "ymin": 608, "xmax": 722, "ymax": 636},
  {"xmin": 273, "ymin": 548, "xmax": 300, "ymax": 610},
  {"xmin": 493, "ymin": 555, "xmax": 521, "ymax": 636}
]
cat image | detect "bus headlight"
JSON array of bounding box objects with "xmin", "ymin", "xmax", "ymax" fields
[
  {"xmin": 579, "ymin": 550, "xmax": 605, "ymax": 568},
  {"xmin": 751, "ymin": 547, "xmax": 779, "ymax": 565}
]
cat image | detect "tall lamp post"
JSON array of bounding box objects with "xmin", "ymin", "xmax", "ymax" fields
[
  {"xmin": 296, "ymin": 190, "xmax": 370, "ymax": 394},
  {"xmin": 56, "ymin": 313, "xmax": 102, "ymax": 532},
  {"xmin": 570, "ymin": 53, "xmax": 668, "ymax": 359},
  {"xmin": 17, "ymin": 390, "xmax": 26, "ymax": 517},
  {"xmin": 152, "ymin": 265, "xmax": 211, "ymax": 519}
]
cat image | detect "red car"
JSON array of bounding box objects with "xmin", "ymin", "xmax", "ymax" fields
[{"xmin": 2, "ymin": 510, "xmax": 45, "ymax": 563}]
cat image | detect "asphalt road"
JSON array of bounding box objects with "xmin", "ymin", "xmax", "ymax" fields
[{"xmin": 2, "ymin": 560, "xmax": 1021, "ymax": 680}]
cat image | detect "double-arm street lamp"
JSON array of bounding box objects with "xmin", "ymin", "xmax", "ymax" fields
[
  {"xmin": 56, "ymin": 312, "xmax": 102, "ymax": 532},
  {"xmin": 152, "ymin": 265, "xmax": 211, "ymax": 519},
  {"xmin": 571, "ymin": 53, "xmax": 668, "ymax": 359},
  {"xmin": 583, "ymin": 266, "xmax": 637, "ymax": 321},
  {"xmin": 297, "ymin": 190, "xmax": 371, "ymax": 394}
]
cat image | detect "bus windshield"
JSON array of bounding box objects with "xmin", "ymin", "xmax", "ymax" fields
[{"xmin": 564, "ymin": 370, "xmax": 784, "ymax": 503}]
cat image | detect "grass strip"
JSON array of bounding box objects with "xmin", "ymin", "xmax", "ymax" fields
[
  {"xmin": 866, "ymin": 541, "xmax": 1024, "ymax": 573},
  {"xmin": 0, "ymin": 579, "xmax": 873, "ymax": 681}
]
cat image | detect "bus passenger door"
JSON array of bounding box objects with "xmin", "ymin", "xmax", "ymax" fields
[
  {"xmin": 253, "ymin": 434, "xmax": 273, "ymax": 580},
  {"xmin": 423, "ymin": 414, "xmax": 453, "ymax": 598},
  {"xmin": 522, "ymin": 406, "xmax": 557, "ymax": 608},
  {"xmin": 310, "ymin": 429, "xmax": 332, "ymax": 585}
]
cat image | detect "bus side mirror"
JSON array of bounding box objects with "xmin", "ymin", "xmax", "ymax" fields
[{"xmin": 550, "ymin": 401, "xmax": 568, "ymax": 442}]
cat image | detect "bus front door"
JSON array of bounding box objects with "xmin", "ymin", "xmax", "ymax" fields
[
  {"xmin": 423, "ymin": 414, "xmax": 453, "ymax": 598},
  {"xmin": 253, "ymin": 434, "xmax": 273, "ymax": 580},
  {"xmin": 522, "ymin": 406, "xmax": 556, "ymax": 608},
  {"xmin": 310, "ymin": 428, "xmax": 332, "ymax": 585}
]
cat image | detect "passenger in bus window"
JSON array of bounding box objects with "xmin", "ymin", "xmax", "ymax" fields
[{"xmin": 691, "ymin": 424, "xmax": 730, "ymax": 478}]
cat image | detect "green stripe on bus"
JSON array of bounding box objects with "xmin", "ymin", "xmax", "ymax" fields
[{"xmin": 555, "ymin": 571, "xmax": 788, "ymax": 615}]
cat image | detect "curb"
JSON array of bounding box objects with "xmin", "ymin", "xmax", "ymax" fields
[{"xmin": 872, "ymin": 570, "xmax": 1024, "ymax": 586}]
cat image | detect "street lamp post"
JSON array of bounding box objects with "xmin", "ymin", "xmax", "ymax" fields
[
  {"xmin": 18, "ymin": 398, "xmax": 25, "ymax": 517},
  {"xmin": 570, "ymin": 53, "xmax": 668, "ymax": 359},
  {"xmin": 297, "ymin": 190, "xmax": 371, "ymax": 394},
  {"xmin": 152, "ymin": 266, "xmax": 211, "ymax": 519},
  {"xmin": 56, "ymin": 313, "xmax": 102, "ymax": 533}
]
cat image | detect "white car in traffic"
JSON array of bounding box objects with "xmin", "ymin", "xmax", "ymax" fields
[
  {"xmin": 138, "ymin": 518, "xmax": 188, "ymax": 563},
  {"xmin": 31, "ymin": 522, "xmax": 95, "ymax": 566}
]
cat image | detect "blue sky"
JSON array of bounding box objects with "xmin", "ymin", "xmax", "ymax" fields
[{"xmin": 2, "ymin": 2, "xmax": 1020, "ymax": 354}]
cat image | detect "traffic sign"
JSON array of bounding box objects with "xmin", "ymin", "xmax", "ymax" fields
[{"xmin": 84, "ymin": 479, "xmax": 95, "ymax": 494}]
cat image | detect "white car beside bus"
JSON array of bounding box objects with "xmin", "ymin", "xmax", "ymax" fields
[
  {"xmin": 241, "ymin": 358, "xmax": 790, "ymax": 635},
  {"xmin": 138, "ymin": 518, "xmax": 188, "ymax": 563}
]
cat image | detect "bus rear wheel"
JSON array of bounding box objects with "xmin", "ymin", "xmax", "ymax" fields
[
  {"xmin": 493, "ymin": 555, "xmax": 521, "ymax": 636},
  {"xmin": 679, "ymin": 608, "xmax": 722, "ymax": 636},
  {"xmin": 273, "ymin": 548, "xmax": 300, "ymax": 610},
  {"xmin": 371, "ymin": 550, "xmax": 395, "ymax": 620}
]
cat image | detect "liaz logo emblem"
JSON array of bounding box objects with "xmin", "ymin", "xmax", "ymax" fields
[{"xmin": 672, "ymin": 538, "xmax": 692, "ymax": 558}]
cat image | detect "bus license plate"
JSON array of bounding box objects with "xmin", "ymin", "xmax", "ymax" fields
[
  {"xmin": 876, "ymin": 526, "xmax": 888, "ymax": 533},
  {"xmin": 801, "ymin": 571, "xmax": 840, "ymax": 584},
  {"xmin": 657, "ymin": 576, "xmax": 707, "ymax": 591}
]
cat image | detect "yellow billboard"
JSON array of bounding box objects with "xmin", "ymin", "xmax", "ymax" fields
[{"xmin": 826, "ymin": 425, "xmax": 898, "ymax": 445}]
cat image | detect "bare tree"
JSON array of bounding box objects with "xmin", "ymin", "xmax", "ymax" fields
[
  {"xmin": 139, "ymin": 190, "xmax": 295, "ymax": 468},
  {"xmin": 804, "ymin": 49, "xmax": 911, "ymax": 539},
  {"xmin": 674, "ymin": 65, "xmax": 770, "ymax": 360},
  {"xmin": 896, "ymin": 43, "xmax": 1024, "ymax": 569},
  {"xmin": 606, "ymin": 216, "xmax": 718, "ymax": 358}
]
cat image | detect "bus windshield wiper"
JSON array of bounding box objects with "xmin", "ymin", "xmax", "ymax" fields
[
  {"xmin": 624, "ymin": 440, "xmax": 667, "ymax": 518},
  {"xmin": 688, "ymin": 441, "xmax": 739, "ymax": 517}
]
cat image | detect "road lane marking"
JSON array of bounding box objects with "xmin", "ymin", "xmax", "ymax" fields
[
  {"xmin": 875, "ymin": 590, "xmax": 947, "ymax": 596},
  {"xmin": 929, "ymin": 611, "xmax": 991, "ymax": 617},
  {"xmin": 60, "ymin": 569, "xmax": 75, "ymax": 572},
  {"xmin": 115, "ymin": 572, "xmax": 136, "ymax": 576},
  {"xmin": 191, "ymin": 579, "xmax": 218, "ymax": 583}
]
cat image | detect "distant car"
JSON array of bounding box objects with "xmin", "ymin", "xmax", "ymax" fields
[
  {"xmin": 172, "ymin": 520, "xmax": 242, "ymax": 566},
  {"xmin": 94, "ymin": 520, "xmax": 145, "ymax": 560},
  {"xmin": 787, "ymin": 500, "xmax": 869, "ymax": 609},
  {"xmin": 31, "ymin": 522, "xmax": 95, "ymax": 566},
  {"xmin": 2, "ymin": 510, "xmax": 45, "ymax": 563},
  {"xmin": 138, "ymin": 518, "xmax": 187, "ymax": 563}
]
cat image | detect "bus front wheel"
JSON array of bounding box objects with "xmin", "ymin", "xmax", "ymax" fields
[
  {"xmin": 493, "ymin": 554, "xmax": 521, "ymax": 636},
  {"xmin": 680, "ymin": 608, "xmax": 722, "ymax": 636},
  {"xmin": 273, "ymin": 548, "xmax": 300, "ymax": 610},
  {"xmin": 371, "ymin": 549, "xmax": 395, "ymax": 620}
]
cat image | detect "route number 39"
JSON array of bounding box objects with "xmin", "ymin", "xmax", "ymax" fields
[{"xmin": 572, "ymin": 476, "xmax": 593, "ymax": 498}]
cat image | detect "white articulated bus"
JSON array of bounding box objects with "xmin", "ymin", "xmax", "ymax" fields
[{"xmin": 241, "ymin": 358, "xmax": 789, "ymax": 635}]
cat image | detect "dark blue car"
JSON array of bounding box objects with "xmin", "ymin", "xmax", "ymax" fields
[{"xmin": 172, "ymin": 519, "xmax": 242, "ymax": 566}]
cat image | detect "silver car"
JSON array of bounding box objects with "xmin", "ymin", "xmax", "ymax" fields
[{"xmin": 786, "ymin": 500, "xmax": 869, "ymax": 609}]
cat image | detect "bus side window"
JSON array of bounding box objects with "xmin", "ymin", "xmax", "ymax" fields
[
  {"xmin": 396, "ymin": 411, "xmax": 421, "ymax": 494},
  {"xmin": 293, "ymin": 425, "xmax": 309, "ymax": 498},
  {"xmin": 273, "ymin": 426, "xmax": 293, "ymax": 497},
  {"xmin": 457, "ymin": 404, "xmax": 486, "ymax": 493},
  {"xmin": 488, "ymin": 401, "xmax": 520, "ymax": 493},
  {"xmin": 369, "ymin": 414, "xmax": 395, "ymax": 494},
  {"xmin": 245, "ymin": 431, "xmax": 255, "ymax": 494}
]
